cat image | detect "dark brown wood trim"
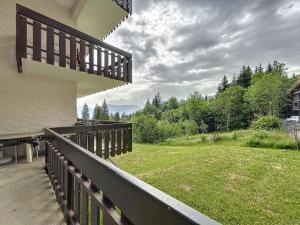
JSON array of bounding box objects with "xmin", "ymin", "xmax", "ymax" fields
[{"xmin": 16, "ymin": 4, "xmax": 132, "ymax": 58}]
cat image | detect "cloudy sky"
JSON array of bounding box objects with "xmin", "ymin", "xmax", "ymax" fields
[{"xmin": 78, "ymin": 0, "xmax": 300, "ymax": 109}]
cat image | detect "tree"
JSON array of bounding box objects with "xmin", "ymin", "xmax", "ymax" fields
[
  {"xmin": 214, "ymin": 86, "xmax": 250, "ymax": 131},
  {"xmin": 246, "ymin": 72, "xmax": 290, "ymax": 117},
  {"xmin": 255, "ymin": 63, "xmax": 264, "ymax": 73},
  {"xmin": 237, "ymin": 65, "xmax": 252, "ymax": 88},
  {"xmin": 81, "ymin": 103, "xmax": 90, "ymax": 120},
  {"xmin": 114, "ymin": 112, "xmax": 120, "ymax": 121},
  {"xmin": 162, "ymin": 97, "xmax": 179, "ymax": 111},
  {"xmin": 217, "ymin": 75, "xmax": 229, "ymax": 94},
  {"xmin": 152, "ymin": 92, "xmax": 162, "ymax": 108},
  {"xmin": 92, "ymin": 104, "xmax": 101, "ymax": 120},
  {"xmin": 101, "ymin": 100, "xmax": 109, "ymax": 120}
]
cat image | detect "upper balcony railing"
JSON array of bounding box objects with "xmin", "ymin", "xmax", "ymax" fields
[
  {"xmin": 113, "ymin": 0, "xmax": 132, "ymax": 14},
  {"xmin": 16, "ymin": 4, "xmax": 132, "ymax": 83},
  {"xmin": 45, "ymin": 126, "xmax": 221, "ymax": 225}
]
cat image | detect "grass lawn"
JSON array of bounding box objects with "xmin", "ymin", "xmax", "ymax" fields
[{"xmin": 113, "ymin": 131, "xmax": 300, "ymax": 225}]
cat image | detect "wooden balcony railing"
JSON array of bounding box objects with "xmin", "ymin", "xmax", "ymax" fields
[
  {"xmin": 16, "ymin": 4, "xmax": 132, "ymax": 83},
  {"xmin": 114, "ymin": 0, "xmax": 132, "ymax": 14},
  {"xmin": 51, "ymin": 122, "xmax": 132, "ymax": 159},
  {"xmin": 45, "ymin": 127, "xmax": 221, "ymax": 225}
]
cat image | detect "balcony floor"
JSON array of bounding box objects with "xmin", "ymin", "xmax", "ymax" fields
[{"xmin": 0, "ymin": 158, "xmax": 66, "ymax": 225}]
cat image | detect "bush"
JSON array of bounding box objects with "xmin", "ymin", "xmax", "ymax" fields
[
  {"xmin": 157, "ymin": 120, "xmax": 182, "ymax": 140},
  {"xmin": 182, "ymin": 120, "xmax": 198, "ymax": 135},
  {"xmin": 132, "ymin": 114, "xmax": 161, "ymax": 143},
  {"xmin": 200, "ymin": 135, "xmax": 207, "ymax": 142},
  {"xmin": 251, "ymin": 116, "xmax": 281, "ymax": 130}
]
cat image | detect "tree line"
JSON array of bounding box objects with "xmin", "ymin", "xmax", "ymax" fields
[
  {"xmin": 81, "ymin": 61, "xmax": 299, "ymax": 143},
  {"xmin": 81, "ymin": 100, "xmax": 131, "ymax": 122},
  {"xmin": 131, "ymin": 61, "xmax": 298, "ymax": 142}
]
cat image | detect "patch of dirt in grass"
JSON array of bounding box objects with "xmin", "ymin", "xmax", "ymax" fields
[
  {"xmin": 272, "ymin": 163, "xmax": 283, "ymax": 170},
  {"xmin": 225, "ymin": 173, "xmax": 251, "ymax": 192},
  {"xmin": 180, "ymin": 184, "xmax": 193, "ymax": 192}
]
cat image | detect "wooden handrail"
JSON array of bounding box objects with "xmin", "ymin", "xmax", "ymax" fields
[{"xmin": 45, "ymin": 127, "xmax": 221, "ymax": 225}]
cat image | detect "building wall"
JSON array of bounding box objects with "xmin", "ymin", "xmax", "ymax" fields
[{"xmin": 0, "ymin": 0, "xmax": 78, "ymax": 138}]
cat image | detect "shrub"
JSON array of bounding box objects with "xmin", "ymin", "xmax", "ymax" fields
[
  {"xmin": 251, "ymin": 116, "xmax": 281, "ymax": 130},
  {"xmin": 157, "ymin": 120, "xmax": 182, "ymax": 140},
  {"xmin": 182, "ymin": 120, "xmax": 198, "ymax": 135},
  {"xmin": 231, "ymin": 131, "xmax": 238, "ymax": 140},
  {"xmin": 132, "ymin": 114, "xmax": 161, "ymax": 143},
  {"xmin": 200, "ymin": 135, "xmax": 207, "ymax": 142}
]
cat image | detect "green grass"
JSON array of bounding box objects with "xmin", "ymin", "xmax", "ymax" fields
[{"xmin": 114, "ymin": 130, "xmax": 300, "ymax": 225}]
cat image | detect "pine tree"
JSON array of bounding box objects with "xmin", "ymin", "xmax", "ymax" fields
[
  {"xmin": 266, "ymin": 63, "xmax": 273, "ymax": 73},
  {"xmin": 217, "ymin": 75, "xmax": 229, "ymax": 94},
  {"xmin": 237, "ymin": 65, "xmax": 252, "ymax": 88},
  {"xmin": 114, "ymin": 112, "xmax": 120, "ymax": 121},
  {"xmin": 152, "ymin": 92, "xmax": 162, "ymax": 108},
  {"xmin": 81, "ymin": 103, "xmax": 90, "ymax": 120},
  {"xmin": 92, "ymin": 104, "xmax": 101, "ymax": 120},
  {"xmin": 102, "ymin": 100, "xmax": 109, "ymax": 120},
  {"xmin": 256, "ymin": 63, "xmax": 263, "ymax": 73},
  {"xmin": 231, "ymin": 74, "xmax": 237, "ymax": 86}
]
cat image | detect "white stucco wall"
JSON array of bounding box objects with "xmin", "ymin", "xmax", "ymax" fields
[{"xmin": 0, "ymin": 0, "xmax": 78, "ymax": 138}]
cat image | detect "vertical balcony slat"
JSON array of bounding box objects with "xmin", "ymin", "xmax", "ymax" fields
[
  {"xmin": 97, "ymin": 47, "xmax": 102, "ymax": 75},
  {"xmin": 104, "ymin": 50, "xmax": 109, "ymax": 77},
  {"xmin": 81, "ymin": 188, "xmax": 89, "ymax": 225},
  {"xmin": 46, "ymin": 26, "xmax": 54, "ymax": 65},
  {"xmin": 89, "ymin": 43, "xmax": 94, "ymax": 74},
  {"xmin": 116, "ymin": 130, "xmax": 122, "ymax": 155},
  {"xmin": 33, "ymin": 21, "xmax": 41, "ymax": 61},
  {"xmin": 80, "ymin": 40, "xmax": 86, "ymax": 72},
  {"xmin": 96, "ymin": 132, "xmax": 103, "ymax": 158},
  {"xmin": 62, "ymin": 162, "xmax": 68, "ymax": 216},
  {"xmin": 128, "ymin": 127, "xmax": 132, "ymax": 152},
  {"xmin": 55, "ymin": 152, "xmax": 59, "ymax": 200},
  {"xmin": 74, "ymin": 173, "xmax": 81, "ymax": 220},
  {"xmin": 128, "ymin": 58, "xmax": 132, "ymax": 83},
  {"xmin": 111, "ymin": 53, "xmax": 115, "ymax": 78},
  {"xmin": 59, "ymin": 31, "xmax": 66, "ymax": 67},
  {"xmin": 16, "ymin": 14, "xmax": 27, "ymax": 59},
  {"xmin": 104, "ymin": 131, "xmax": 110, "ymax": 159},
  {"xmin": 70, "ymin": 36, "xmax": 76, "ymax": 70},
  {"xmin": 122, "ymin": 130, "xmax": 127, "ymax": 153},
  {"xmin": 110, "ymin": 130, "xmax": 116, "ymax": 157},
  {"xmin": 66, "ymin": 164, "xmax": 74, "ymax": 225},
  {"xmin": 61, "ymin": 159, "xmax": 65, "ymax": 204},
  {"xmin": 88, "ymin": 132, "xmax": 94, "ymax": 153},
  {"xmin": 123, "ymin": 57, "xmax": 128, "ymax": 82},
  {"xmin": 91, "ymin": 185, "xmax": 100, "ymax": 225},
  {"xmin": 80, "ymin": 133, "xmax": 87, "ymax": 149},
  {"xmin": 103, "ymin": 196, "xmax": 115, "ymax": 225},
  {"xmin": 117, "ymin": 55, "xmax": 122, "ymax": 80}
]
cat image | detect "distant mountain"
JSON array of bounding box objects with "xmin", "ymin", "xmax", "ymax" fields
[
  {"xmin": 107, "ymin": 104, "xmax": 140, "ymax": 115},
  {"xmin": 77, "ymin": 104, "xmax": 140, "ymax": 117}
]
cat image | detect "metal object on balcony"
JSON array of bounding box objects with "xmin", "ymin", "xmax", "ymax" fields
[{"xmin": 16, "ymin": 4, "xmax": 132, "ymax": 83}]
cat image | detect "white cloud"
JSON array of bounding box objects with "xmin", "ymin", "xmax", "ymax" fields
[{"xmin": 78, "ymin": 0, "xmax": 300, "ymax": 110}]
